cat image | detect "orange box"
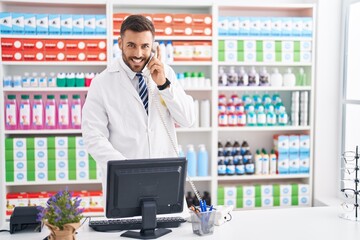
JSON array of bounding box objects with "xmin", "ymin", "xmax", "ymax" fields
[
  {"xmin": 73, "ymin": 191, "xmax": 90, "ymax": 212},
  {"xmin": 113, "ymin": 13, "xmax": 130, "ymax": 23},
  {"xmin": 87, "ymin": 51, "xmax": 107, "ymax": 61},
  {"xmin": 172, "ymin": 24, "xmax": 193, "ymax": 36},
  {"xmin": 44, "ymin": 39, "xmax": 66, "ymax": 50},
  {"xmin": 86, "ymin": 39, "xmax": 106, "ymax": 51},
  {"xmin": 66, "ymin": 50, "xmax": 86, "ymax": 61},
  {"xmin": 2, "ymin": 50, "xmax": 23, "ymax": 61},
  {"xmin": 113, "ymin": 21, "xmax": 121, "ymax": 35},
  {"xmin": 44, "ymin": 50, "xmax": 66, "ymax": 61},
  {"xmin": 65, "ymin": 40, "xmax": 86, "ymax": 50},
  {"xmin": 192, "ymin": 26, "xmax": 212, "ymax": 36},
  {"xmin": 89, "ymin": 191, "xmax": 104, "ymax": 212},
  {"xmin": 172, "ymin": 14, "xmax": 193, "ymax": 25},
  {"xmin": 152, "ymin": 13, "xmax": 173, "ymax": 25},
  {"xmin": 23, "ymin": 39, "xmax": 44, "ymax": 50},
  {"xmin": 23, "ymin": 50, "xmax": 38, "ymax": 61},
  {"xmin": 6, "ymin": 192, "xmax": 28, "ymax": 216},
  {"xmin": 1, "ymin": 38, "xmax": 22, "ymax": 50},
  {"xmin": 173, "ymin": 41, "xmax": 193, "ymax": 61},
  {"xmin": 154, "ymin": 24, "xmax": 173, "ymax": 36},
  {"xmin": 192, "ymin": 14, "xmax": 212, "ymax": 26},
  {"xmin": 193, "ymin": 41, "xmax": 212, "ymax": 61},
  {"xmin": 140, "ymin": 13, "xmax": 153, "ymax": 22}
]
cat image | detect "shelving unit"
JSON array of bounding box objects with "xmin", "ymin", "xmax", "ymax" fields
[{"xmin": 0, "ymin": 0, "xmax": 316, "ymax": 225}]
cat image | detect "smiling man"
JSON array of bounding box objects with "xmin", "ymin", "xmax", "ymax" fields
[{"xmin": 81, "ymin": 15, "xmax": 195, "ymax": 201}]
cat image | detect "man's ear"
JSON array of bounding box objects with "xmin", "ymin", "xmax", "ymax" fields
[{"xmin": 118, "ymin": 37, "xmax": 122, "ymax": 49}]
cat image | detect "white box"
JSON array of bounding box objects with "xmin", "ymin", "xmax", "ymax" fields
[
  {"xmin": 244, "ymin": 40, "xmax": 256, "ymax": 51},
  {"xmin": 224, "ymin": 40, "xmax": 237, "ymax": 51},
  {"xmin": 84, "ymin": 15, "xmax": 96, "ymax": 35},
  {"xmin": 55, "ymin": 136, "xmax": 68, "ymax": 149},
  {"xmin": 72, "ymin": 15, "xmax": 84, "ymax": 35},
  {"xmin": 224, "ymin": 51, "xmax": 237, "ymax": 62},
  {"xmin": 289, "ymin": 153, "xmax": 300, "ymax": 173},
  {"xmin": 76, "ymin": 149, "xmax": 88, "ymax": 160},
  {"xmin": 271, "ymin": 17, "xmax": 281, "ymax": 36},
  {"xmin": 95, "ymin": 15, "xmax": 106, "ymax": 35},
  {"xmin": 13, "ymin": 138, "xmax": 27, "ymax": 150},
  {"xmin": 35, "ymin": 149, "xmax": 47, "ymax": 161},
  {"xmin": 300, "ymin": 135, "xmax": 310, "ymax": 152},
  {"xmin": 35, "ymin": 159, "xmax": 47, "ymax": 172},
  {"xmin": 300, "ymin": 51, "xmax": 312, "ymax": 62},
  {"xmin": 289, "ymin": 135, "xmax": 300, "ymax": 153},
  {"xmin": 75, "ymin": 136, "xmax": 86, "ymax": 149},
  {"xmin": 260, "ymin": 17, "xmax": 271, "ymax": 36},
  {"xmin": 281, "ymin": 17, "xmax": 292, "ymax": 36},
  {"xmin": 49, "ymin": 14, "xmax": 60, "ymax": 35},
  {"xmin": 36, "ymin": 14, "xmax": 48, "ymax": 35},
  {"xmin": 280, "ymin": 196, "xmax": 292, "ymax": 206},
  {"xmin": 299, "ymin": 152, "xmax": 310, "ymax": 173},
  {"xmin": 300, "ymin": 41, "xmax": 312, "ymax": 51},
  {"xmin": 224, "ymin": 186, "xmax": 237, "ymax": 199},
  {"xmin": 298, "ymin": 184, "xmax": 310, "ymax": 195},
  {"xmin": 56, "ymin": 149, "xmax": 68, "ymax": 160},
  {"xmin": 249, "ymin": 17, "xmax": 261, "ymax": 36},
  {"xmin": 263, "ymin": 40, "xmax": 275, "ymax": 52},
  {"xmin": 228, "ymin": 17, "xmax": 239, "ymax": 36},
  {"xmin": 218, "ymin": 16, "xmax": 229, "ymax": 36},
  {"xmin": 56, "ymin": 159, "xmax": 68, "ymax": 170},
  {"xmin": 56, "ymin": 170, "xmax": 68, "ymax": 181},
  {"xmin": 262, "ymin": 196, "xmax": 273, "ymax": 207},
  {"xmin": 24, "ymin": 14, "xmax": 36, "ymax": 35},
  {"xmin": 277, "ymin": 153, "xmax": 289, "ymax": 174},
  {"xmin": 239, "ymin": 17, "xmax": 250, "ymax": 36},
  {"xmin": 280, "ymin": 184, "xmax": 292, "ymax": 196},
  {"xmin": 14, "ymin": 160, "xmax": 26, "ymax": 171},
  {"xmin": 244, "ymin": 51, "xmax": 256, "ymax": 62},
  {"xmin": 243, "ymin": 185, "xmax": 255, "ymax": 198},
  {"xmin": 12, "ymin": 13, "xmax": 24, "ymax": 34},
  {"xmin": 35, "ymin": 171, "xmax": 47, "ymax": 181},
  {"xmin": 282, "ymin": 41, "xmax": 294, "ymax": 52},
  {"xmin": 0, "ymin": 12, "xmax": 12, "ymax": 34},
  {"xmin": 13, "ymin": 149, "xmax": 26, "ymax": 161},
  {"xmin": 274, "ymin": 135, "xmax": 289, "ymax": 153},
  {"xmin": 243, "ymin": 197, "xmax": 255, "ymax": 208},
  {"xmin": 282, "ymin": 52, "xmax": 294, "ymax": 63},
  {"xmin": 77, "ymin": 170, "xmax": 88, "ymax": 180},
  {"xmin": 263, "ymin": 51, "xmax": 275, "ymax": 63},
  {"xmin": 292, "ymin": 17, "xmax": 303, "ymax": 36},
  {"xmin": 77, "ymin": 158, "xmax": 88, "ymax": 170},
  {"xmin": 298, "ymin": 195, "xmax": 310, "ymax": 206},
  {"xmin": 302, "ymin": 17, "xmax": 313, "ymax": 37},
  {"xmin": 261, "ymin": 185, "xmax": 273, "ymax": 197},
  {"xmin": 34, "ymin": 137, "xmax": 47, "ymax": 149},
  {"xmin": 14, "ymin": 171, "xmax": 27, "ymax": 182},
  {"xmin": 61, "ymin": 14, "xmax": 72, "ymax": 35}
]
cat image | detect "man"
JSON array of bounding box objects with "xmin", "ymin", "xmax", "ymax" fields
[{"xmin": 82, "ymin": 15, "xmax": 195, "ymax": 199}]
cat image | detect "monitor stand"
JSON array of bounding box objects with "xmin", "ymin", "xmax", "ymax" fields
[{"xmin": 121, "ymin": 199, "xmax": 172, "ymax": 239}]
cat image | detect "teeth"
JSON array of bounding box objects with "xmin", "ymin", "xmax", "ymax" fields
[{"xmin": 133, "ymin": 59, "xmax": 142, "ymax": 63}]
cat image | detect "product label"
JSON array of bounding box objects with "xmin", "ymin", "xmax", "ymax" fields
[
  {"xmin": 6, "ymin": 104, "xmax": 17, "ymax": 126},
  {"xmin": 33, "ymin": 104, "xmax": 43, "ymax": 126},
  {"xmin": 19, "ymin": 104, "xmax": 30, "ymax": 126},
  {"xmin": 45, "ymin": 105, "xmax": 56, "ymax": 127},
  {"xmin": 58, "ymin": 104, "xmax": 69, "ymax": 126},
  {"xmin": 71, "ymin": 104, "xmax": 81, "ymax": 126}
]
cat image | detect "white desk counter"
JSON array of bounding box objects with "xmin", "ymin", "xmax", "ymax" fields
[{"xmin": 1, "ymin": 206, "xmax": 359, "ymax": 240}]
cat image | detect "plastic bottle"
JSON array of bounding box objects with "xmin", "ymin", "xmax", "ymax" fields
[
  {"xmin": 297, "ymin": 67, "xmax": 307, "ymax": 86},
  {"xmin": 5, "ymin": 95, "xmax": 18, "ymax": 130},
  {"xmin": 218, "ymin": 111, "xmax": 228, "ymax": 126},
  {"xmin": 235, "ymin": 158, "xmax": 245, "ymax": 175},
  {"xmin": 238, "ymin": 67, "xmax": 248, "ymax": 86},
  {"xmin": 233, "ymin": 141, "xmax": 241, "ymax": 156},
  {"xmin": 218, "ymin": 141, "xmax": 224, "ymax": 157},
  {"xmin": 241, "ymin": 141, "xmax": 250, "ymax": 156},
  {"xmin": 226, "ymin": 159, "xmax": 235, "ymax": 175},
  {"xmin": 248, "ymin": 66, "xmax": 259, "ymax": 86},
  {"xmin": 266, "ymin": 109, "xmax": 277, "ymax": 126},
  {"xmin": 4, "ymin": 75, "xmax": 12, "ymax": 88},
  {"xmin": 257, "ymin": 105, "xmax": 266, "ymax": 126},
  {"xmin": 158, "ymin": 41, "xmax": 166, "ymax": 64},
  {"xmin": 224, "ymin": 140, "xmax": 233, "ymax": 156},
  {"xmin": 278, "ymin": 106, "xmax": 289, "ymax": 126},
  {"xmin": 39, "ymin": 72, "xmax": 47, "ymax": 87},
  {"xmin": 32, "ymin": 95, "xmax": 44, "ymax": 129},
  {"xmin": 193, "ymin": 100, "xmax": 200, "ymax": 128},
  {"xmin": 269, "ymin": 149, "xmax": 277, "ymax": 174},
  {"xmin": 85, "ymin": 72, "xmax": 93, "ymax": 87},
  {"xmin": 178, "ymin": 145, "xmax": 185, "ymax": 157},
  {"xmin": 198, "ymin": 72, "xmax": 205, "ymax": 88},
  {"xmin": 217, "ymin": 158, "xmax": 226, "ymax": 176},
  {"xmin": 255, "ymin": 149, "xmax": 263, "ymax": 175},
  {"xmin": 190, "ymin": 72, "xmax": 198, "ymax": 88},
  {"xmin": 66, "ymin": 72, "xmax": 76, "ymax": 87},
  {"xmin": 71, "ymin": 94, "xmax": 82, "ymax": 129},
  {"xmin": 48, "ymin": 72, "xmax": 57, "ymax": 87},
  {"xmin": 166, "ymin": 41, "xmax": 174, "ymax": 63},
  {"xmin": 200, "ymin": 100, "xmax": 210, "ymax": 127},
  {"xmin": 186, "ymin": 144, "xmax": 197, "ymax": 177},
  {"xmin": 57, "ymin": 72, "xmax": 66, "ymax": 87},
  {"xmin": 218, "ymin": 67, "xmax": 228, "ymax": 86},
  {"xmin": 227, "ymin": 66, "xmax": 238, "ymax": 86},
  {"xmin": 259, "ymin": 67, "xmax": 270, "ymax": 86},
  {"xmin": 244, "ymin": 150, "xmax": 255, "ymax": 175},
  {"xmin": 270, "ymin": 68, "xmax": 283, "ymax": 87},
  {"xmin": 183, "ymin": 72, "xmax": 191, "ymax": 89},
  {"xmin": 19, "ymin": 95, "xmax": 31, "ymax": 130},
  {"xmin": 75, "ymin": 72, "xmax": 85, "ymax": 87},
  {"xmin": 197, "ymin": 144, "xmax": 208, "ymax": 176},
  {"xmin": 13, "ymin": 75, "xmax": 22, "ymax": 88},
  {"xmin": 45, "ymin": 95, "xmax": 56, "ymax": 129},
  {"xmin": 237, "ymin": 111, "xmax": 246, "ymax": 126},
  {"xmin": 58, "ymin": 94, "xmax": 69, "ymax": 129},
  {"xmin": 30, "ymin": 72, "xmax": 38, "ymax": 87},
  {"xmin": 247, "ymin": 109, "xmax": 257, "ymax": 126},
  {"xmin": 283, "ymin": 68, "xmax": 296, "ymax": 87},
  {"xmin": 261, "ymin": 149, "xmax": 270, "ymax": 175}
]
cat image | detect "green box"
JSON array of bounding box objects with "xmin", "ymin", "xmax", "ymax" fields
[
  {"xmin": 48, "ymin": 158, "xmax": 56, "ymax": 181},
  {"xmin": 275, "ymin": 41, "xmax": 282, "ymax": 52},
  {"xmin": 256, "ymin": 51, "xmax": 263, "ymax": 62},
  {"xmin": 27, "ymin": 149, "xmax": 35, "ymax": 161},
  {"xmin": 273, "ymin": 184, "xmax": 280, "ymax": 197},
  {"xmin": 217, "ymin": 186, "xmax": 225, "ymax": 199},
  {"xmin": 237, "ymin": 51, "xmax": 244, "ymax": 62},
  {"xmin": 218, "ymin": 51, "xmax": 225, "ymax": 62},
  {"xmin": 69, "ymin": 170, "xmax": 77, "ymax": 180},
  {"xmin": 89, "ymin": 154, "xmax": 97, "ymax": 180},
  {"xmin": 5, "ymin": 138, "xmax": 14, "ymax": 150},
  {"xmin": 218, "ymin": 40, "xmax": 225, "ymax": 51},
  {"xmin": 27, "ymin": 160, "xmax": 35, "ymax": 181},
  {"xmin": 236, "ymin": 198, "xmax": 243, "ymax": 208},
  {"xmin": 255, "ymin": 197, "xmax": 262, "ymax": 207},
  {"xmin": 273, "ymin": 196, "xmax": 280, "ymax": 206},
  {"xmin": 68, "ymin": 136, "xmax": 76, "ymax": 149},
  {"xmin": 256, "ymin": 40, "xmax": 263, "ymax": 52},
  {"xmin": 26, "ymin": 137, "xmax": 35, "ymax": 149},
  {"xmin": 275, "ymin": 52, "xmax": 282, "ymax": 62},
  {"xmin": 294, "ymin": 41, "xmax": 300, "ymax": 52},
  {"xmin": 47, "ymin": 137, "xmax": 55, "ymax": 149},
  {"xmin": 236, "ymin": 185, "xmax": 243, "ymax": 198},
  {"xmin": 294, "ymin": 52, "xmax": 300, "ymax": 62},
  {"xmin": 5, "ymin": 150, "xmax": 14, "ymax": 161},
  {"xmin": 292, "ymin": 184, "xmax": 299, "ymax": 196},
  {"xmin": 89, "ymin": 170, "xmax": 97, "ymax": 180},
  {"xmin": 6, "ymin": 161, "xmax": 14, "ymax": 173},
  {"xmin": 237, "ymin": 40, "xmax": 244, "ymax": 51},
  {"xmin": 6, "ymin": 171, "xmax": 14, "ymax": 182},
  {"xmin": 292, "ymin": 195, "xmax": 299, "ymax": 206}
]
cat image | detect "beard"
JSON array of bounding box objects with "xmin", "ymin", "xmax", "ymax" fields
[{"xmin": 121, "ymin": 51, "xmax": 151, "ymax": 73}]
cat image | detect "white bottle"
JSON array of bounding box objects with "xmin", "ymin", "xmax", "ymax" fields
[
  {"xmin": 238, "ymin": 67, "xmax": 249, "ymax": 86},
  {"xmin": 200, "ymin": 100, "xmax": 210, "ymax": 128},
  {"xmin": 248, "ymin": 67, "xmax": 259, "ymax": 86},
  {"xmin": 218, "ymin": 67, "xmax": 228, "ymax": 86},
  {"xmin": 39, "ymin": 72, "xmax": 48, "ymax": 87},
  {"xmin": 270, "ymin": 68, "xmax": 283, "ymax": 87},
  {"xmin": 165, "ymin": 41, "xmax": 174, "ymax": 63},
  {"xmin": 193, "ymin": 99, "xmax": 200, "ymax": 128},
  {"xmin": 283, "ymin": 68, "xmax": 296, "ymax": 87},
  {"xmin": 159, "ymin": 41, "xmax": 166, "ymax": 64},
  {"xmin": 30, "ymin": 72, "xmax": 39, "ymax": 87},
  {"xmin": 227, "ymin": 66, "xmax": 238, "ymax": 86},
  {"xmin": 48, "ymin": 72, "xmax": 57, "ymax": 87},
  {"xmin": 22, "ymin": 72, "xmax": 30, "ymax": 88},
  {"xmin": 259, "ymin": 67, "xmax": 270, "ymax": 86}
]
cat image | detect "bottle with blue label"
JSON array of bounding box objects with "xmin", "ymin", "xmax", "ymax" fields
[
  {"xmin": 226, "ymin": 159, "xmax": 235, "ymax": 175},
  {"xmin": 186, "ymin": 144, "xmax": 197, "ymax": 177},
  {"xmin": 197, "ymin": 144, "xmax": 208, "ymax": 177},
  {"xmin": 244, "ymin": 150, "xmax": 255, "ymax": 174},
  {"xmin": 218, "ymin": 141, "xmax": 224, "ymax": 157},
  {"xmin": 257, "ymin": 105, "xmax": 266, "ymax": 126},
  {"xmin": 278, "ymin": 106, "xmax": 288, "ymax": 126},
  {"xmin": 224, "ymin": 140, "xmax": 233, "ymax": 156},
  {"xmin": 234, "ymin": 156, "xmax": 245, "ymax": 175},
  {"xmin": 218, "ymin": 158, "xmax": 226, "ymax": 176},
  {"xmin": 241, "ymin": 140, "xmax": 250, "ymax": 155}
]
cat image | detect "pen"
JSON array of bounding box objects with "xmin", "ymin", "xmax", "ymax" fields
[{"xmin": 209, "ymin": 205, "xmax": 213, "ymax": 212}]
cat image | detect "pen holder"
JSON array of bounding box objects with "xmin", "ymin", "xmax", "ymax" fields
[{"xmin": 190, "ymin": 210, "xmax": 216, "ymax": 236}]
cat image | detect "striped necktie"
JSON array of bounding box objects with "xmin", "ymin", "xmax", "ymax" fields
[{"xmin": 136, "ymin": 73, "xmax": 148, "ymax": 114}]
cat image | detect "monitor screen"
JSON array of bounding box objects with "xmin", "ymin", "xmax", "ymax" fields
[{"xmin": 106, "ymin": 157, "xmax": 187, "ymax": 239}]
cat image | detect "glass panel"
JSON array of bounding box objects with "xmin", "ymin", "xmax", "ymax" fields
[
  {"xmin": 345, "ymin": 2, "xmax": 360, "ymax": 100},
  {"xmin": 344, "ymin": 104, "xmax": 360, "ymax": 151}
]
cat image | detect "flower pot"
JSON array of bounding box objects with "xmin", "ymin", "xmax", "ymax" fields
[{"xmin": 45, "ymin": 222, "xmax": 80, "ymax": 240}]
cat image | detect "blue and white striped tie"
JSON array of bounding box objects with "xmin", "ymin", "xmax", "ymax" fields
[{"xmin": 136, "ymin": 73, "xmax": 148, "ymax": 114}]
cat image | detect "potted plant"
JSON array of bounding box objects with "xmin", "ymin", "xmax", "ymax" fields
[{"xmin": 37, "ymin": 188, "xmax": 84, "ymax": 240}]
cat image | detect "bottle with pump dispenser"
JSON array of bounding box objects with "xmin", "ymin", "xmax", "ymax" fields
[
  {"xmin": 297, "ymin": 68, "xmax": 307, "ymax": 86},
  {"xmin": 270, "ymin": 68, "xmax": 283, "ymax": 87},
  {"xmin": 197, "ymin": 144, "xmax": 208, "ymax": 177},
  {"xmin": 283, "ymin": 68, "xmax": 296, "ymax": 87},
  {"xmin": 186, "ymin": 144, "xmax": 197, "ymax": 177}
]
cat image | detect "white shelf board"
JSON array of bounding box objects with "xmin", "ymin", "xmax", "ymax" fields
[
  {"xmin": 218, "ymin": 62, "xmax": 312, "ymax": 67},
  {"xmin": 176, "ymin": 127, "xmax": 212, "ymax": 133},
  {"xmin": 3, "ymin": 87, "xmax": 89, "ymax": 92},
  {"xmin": 0, "ymin": 34, "xmax": 107, "ymax": 39},
  {"xmin": 218, "ymin": 36, "xmax": 312, "ymax": 41},
  {"xmin": 1, "ymin": 61, "xmax": 107, "ymax": 66},
  {"xmin": 217, "ymin": 174, "xmax": 310, "ymax": 181},
  {"xmin": 1, "ymin": 0, "xmax": 107, "ymax": 4},
  {"xmin": 112, "ymin": 36, "xmax": 213, "ymax": 41},
  {"xmin": 184, "ymin": 87, "xmax": 212, "ymax": 91},
  {"xmin": 4, "ymin": 129, "xmax": 82, "ymax": 134},
  {"xmin": 186, "ymin": 176, "xmax": 212, "ymax": 182},
  {"xmin": 5, "ymin": 211, "xmax": 105, "ymax": 220},
  {"xmin": 218, "ymin": 126, "xmax": 311, "ymax": 132},
  {"xmin": 169, "ymin": 61, "xmax": 212, "ymax": 66},
  {"xmin": 6, "ymin": 180, "xmax": 102, "ymax": 186},
  {"xmin": 218, "ymin": 86, "xmax": 311, "ymax": 92}
]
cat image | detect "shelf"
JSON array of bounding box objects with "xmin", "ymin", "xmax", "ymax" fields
[
  {"xmin": 217, "ymin": 174, "xmax": 310, "ymax": 181},
  {"xmin": 218, "ymin": 86, "xmax": 311, "ymax": 92},
  {"xmin": 184, "ymin": 87, "xmax": 212, "ymax": 91},
  {"xmin": 1, "ymin": 61, "xmax": 107, "ymax": 66},
  {"xmin": 169, "ymin": 61, "xmax": 212, "ymax": 66},
  {"xmin": 176, "ymin": 127, "xmax": 212, "ymax": 133},
  {"xmin": 113, "ymin": 36, "xmax": 213, "ymax": 41},
  {"xmin": 4, "ymin": 129, "xmax": 82, "ymax": 134},
  {"xmin": 218, "ymin": 36, "xmax": 312, "ymax": 41},
  {"xmin": 6, "ymin": 211, "xmax": 105, "ymax": 220},
  {"xmin": 3, "ymin": 87, "xmax": 89, "ymax": 92},
  {"xmin": 218, "ymin": 62, "xmax": 312, "ymax": 66},
  {"xmin": 0, "ymin": 34, "xmax": 107, "ymax": 39},
  {"xmin": 186, "ymin": 176, "xmax": 212, "ymax": 182},
  {"xmin": 5, "ymin": 180, "xmax": 101, "ymax": 186},
  {"xmin": 218, "ymin": 126, "xmax": 311, "ymax": 132}
]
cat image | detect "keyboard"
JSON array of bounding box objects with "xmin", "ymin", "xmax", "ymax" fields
[{"xmin": 89, "ymin": 217, "xmax": 186, "ymax": 232}]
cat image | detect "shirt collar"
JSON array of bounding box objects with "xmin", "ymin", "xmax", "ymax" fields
[{"xmin": 108, "ymin": 52, "xmax": 145, "ymax": 80}]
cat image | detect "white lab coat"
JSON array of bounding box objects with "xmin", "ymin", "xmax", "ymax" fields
[{"xmin": 81, "ymin": 57, "xmax": 195, "ymax": 205}]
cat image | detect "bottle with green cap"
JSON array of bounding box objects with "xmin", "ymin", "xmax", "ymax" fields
[
  {"xmin": 5, "ymin": 95, "xmax": 17, "ymax": 130},
  {"xmin": 45, "ymin": 95, "xmax": 56, "ymax": 129},
  {"xmin": 32, "ymin": 95, "xmax": 44, "ymax": 129},
  {"xmin": 19, "ymin": 95, "xmax": 31, "ymax": 130},
  {"xmin": 71, "ymin": 94, "xmax": 82, "ymax": 129},
  {"xmin": 198, "ymin": 72, "xmax": 205, "ymax": 88},
  {"xmin": 58, "ymin": 94, "xmax": 69, "ymax": 129}
]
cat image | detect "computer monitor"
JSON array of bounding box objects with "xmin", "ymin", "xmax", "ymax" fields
[{"xmin": 106, "ymin": 157, "xmax": 187, "ymax": 239}]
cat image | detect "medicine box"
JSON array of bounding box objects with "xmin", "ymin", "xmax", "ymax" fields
[
  {"xmin": 274, "ymin": 135, "xmax": 289, "ymax": 153},
  {"xmin": 36, "ymin": 14, "xmax": 48, "ymax": 35},
  {"xmin": 72, "ymin": 15, "xmax": 84, "ymax": 35},
  {"xmin": 302, "ymin": 17, "xmax": 313, "ymax": 37},
  {"xmin": 281, "ymin": 17, "xmax": 292, "ymax": 36},
  {"xmin": 239, "ymin": 17, "xmax": 250, "ymax": 36},
  {"xmin": 289, "ymin": 135, "xmax": 300, "ymax": 153},
  {"xmin": 24, "ymin": 14, "xmax": 36, "ymax": 35},
  {"xmin": 277, "ymin": 152, "xmax": 289, "ymax": 174},
  {"xmin": 55, "ymin": 136, "xmax": 68, "ymax": 149},
  {"xmin": 249, "ymin": 17, "xmax": 261, "ymax": 36},
  {"xmin": 299, "ymin": 135, "xmax": 310, "ymax": 152},
  {"xmin": 34, "ymin": 137, "xmax": 47, "ymax": 149},
  {"xmin": 218, "ymin": 16, "xmax": 228, "ymax": 36},
  {"xmin": 292, "ymin": 17, "xmax": 303, "ymax": 36},
  {"xmin": 48, "ymin": 14, "xmax": 61, "ymax": 35},
  {"xmin": 60, "ymin": 14, "xmax": 72, "ymax": 35},
  {"xmin": 260, "ymin": 17, "xmax": 271, "ymax": 36},
  {"xmin": 299, "ymin": 151, "xmax": 310, "ymax": 173},
  {"xmin": 95, "ymin": 15, "xmax": 106, "ymax": 35},
  {"xmin": 11, "ymin": 13, "xmax": 24, "ymax": 34},
  {"xmin": 0, "ymin": 12, "xmax": 12, "ymax": 34},
  {"xmin": 84, "ymin": 15, "xmax": 96, "ymax": 35},
  {"xmin": 289, "ymin": 153, "xmax": 300, "ymax": 173},
  {"xmin": 271, "ymin": 17, "xmax": 282, "ymax": 36},
  {"xmin": 228, "ymin": 17, "xmax": 239, "ymax": 36},
  {"xmin": 260, "ymin": 184, "xmax": 273, "ymax": 197}
]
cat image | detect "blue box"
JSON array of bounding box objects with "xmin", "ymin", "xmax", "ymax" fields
[
  {"xmin": 299, "ymin": 151, "xmax": 310, "ymax": 173},
  {"xmin": 260, "ymin": 17, "xmax": 271, "ymax": 36},
  {"xmin": 61, "ymin": 14, "xmax": 72, "ymax": 35},
  {"xmin": 84, "ymin": 15, "xmax": 96, "ymax": 35},
  {"xmin": 249, "ymin": 17, "xmax": 261, "ymax": 36},
  {"xmin": 289, "ymin": 153, "xmax": 299, "ymax": 174},
  {"xmin": 95, "ymin": 15, "xmax": 106, "ymax": 35},
  {"xmin": 274, "ymin": 135, "xmax": 289, "ymax": 153},
  {"xmin": 281, "ymin": 17, "xmax": 292, "ymax": 36},
  {"xmin": 49, "ymin": 14, "xmax": 60, "ymax": 35},
  {"xmin": 24, "ymin": 14, "xmax": 36, "ymax": 35},
  {"xmin": 12, "ymin": 13, "xmax": 24, "ymax": 34},
  {"xmin": 228, "ymin": 17, "xmax": 239, "ymax": 36},
  {"xmin": 277, "ymin": 152, "xmax": 289, "ymax": 174},
  {"xmin": 299, "ymin": 135, "xmax": 310, "ymax": 153},
  {"xmin": 239, "ymin": 17, "xmax": 250, "ymax": 36},
  {"xmin": 289, "ymin": 135, "xmax": 299, "ymax": 153},
  {"xmin": 36, "ymin": 14, "xmax": 48, "ymax": 35},
  {"xmin": 0, "ymin": 12, "xmax": 12, "ymax": 34},
  {"xmin": 271, "ymin": 17, "xmax": 281, "ymax": 36},
  {"xmin": 72, "ymin": 15, "xmax": 84, "ymax": 35},
  {"xmin": 302, "ymin": 17, "xmax": 313, "ymax": 37},
  {"xmin": 292, "ymin": 17, "xmax": 302, "ymax": 36}
]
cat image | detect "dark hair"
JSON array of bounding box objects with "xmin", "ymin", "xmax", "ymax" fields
[{"xmin": 120, "ymin": 15, "xmax": 155, "ymax": 38}]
